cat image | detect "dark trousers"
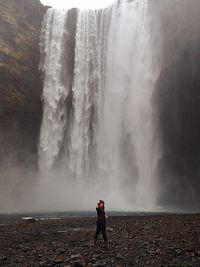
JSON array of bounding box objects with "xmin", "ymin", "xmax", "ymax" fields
[{"xmin": 94, "ymin": 220, "xmax": 107, "ymax": 242}]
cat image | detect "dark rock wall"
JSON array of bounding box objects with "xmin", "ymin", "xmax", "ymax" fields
[
  {"xmin": 151, "ymin": 0, "xmax": 200, "ymax": 208},
  {"xmin": 0, "ymin": 0, "xmax": 46, "ymax": 168}
]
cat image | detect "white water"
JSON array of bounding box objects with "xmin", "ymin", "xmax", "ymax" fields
[
  {"xmin": 67, "ymin": 9, "xmax": 106, "ymax": 177},
  {"xmin": 98, "ymin": 0, "xmax": 160, "ymax": 209},
  {"xmin": 39, "ymin": 0, "xmax": 161, "ymax": 211},
  {"xmin": 39, "ymin": 9, "xmax": 69, "ymax": 170}
]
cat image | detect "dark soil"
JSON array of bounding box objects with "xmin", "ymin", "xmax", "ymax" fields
[{"xmin": 0, "ymin": 214, "xmax": 200, "ymax": 266}]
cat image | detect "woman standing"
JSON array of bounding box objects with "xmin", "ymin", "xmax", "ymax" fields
[{"xmin": 94, "ymin": 200, "xmax": 108, "ymax": 246}]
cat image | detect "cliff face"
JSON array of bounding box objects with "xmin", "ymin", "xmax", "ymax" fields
[
  {"xmin": 151, "ymin": 1, "xmax": 200, "ymax": 208},
  {"xmin": 0, "ymin": 0, "xmax": 46, "ymax": 168}
]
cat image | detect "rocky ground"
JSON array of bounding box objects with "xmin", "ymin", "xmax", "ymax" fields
[{"xmin": 0, "ymin": 214, "xmax": 200, "ymax": 266}]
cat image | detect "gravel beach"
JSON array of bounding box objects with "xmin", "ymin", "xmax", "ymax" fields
[{"xmin": 0, "ymin": 214, "xmax": 200, "ymax": 266}]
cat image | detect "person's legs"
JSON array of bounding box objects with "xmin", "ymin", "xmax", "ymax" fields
[
  {"xmin": 101, "ymin": 220, "xmax": 108, "ymax": 243},
  {"xmin": 94, "ymin": 221, "xmax": 101, "ymax": 245}
]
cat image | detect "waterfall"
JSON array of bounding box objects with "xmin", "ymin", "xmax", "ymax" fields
[
  {"xmin": 67, "ymin": 9, "xmax": 108, "ymax": 177},
  {"xmin": 97, "ymin": 0, "xmax": 160, "ymax": 209},
  {"xmin": 39, "ymin": 0, "xmax": 161, "ymax": 210},
  {"xmin": 38, "ymin": 9, "xmax": 69, "ymax": 170}
]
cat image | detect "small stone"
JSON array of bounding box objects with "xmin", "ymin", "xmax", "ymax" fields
[
  {"xmin": 39, "ymin": 261, "xmax": 46, "ymax": 266},
  {"xmin": 70, "ymin": 254, "xmax": 81, "ymax": 259},
  {"xmin": 156, "ymin": 249, "xmax": 161, "ymax": 254},
  {"xmin": 0, "ymin": 256, "xmax": 7, "ymax": 261},
  {"xmin": 22, "ymin": 217, "xmax": 37, "ymax": 223},
  {"xmin": 116, "ymin": 253, "xmax": 124, "ymax": 259},
  {"xmin": 84, "ymin": 252, "xmax": 89, "ymax": 256},
  {"xmin": 95, "ymin": 260, "xmax": 103, "ymax": 264},
  {"xmin": 146, "ymin": 250, "xmax": 155, "ymax": 255},
  {"xmin": 23, "ymin": 247, "xmax": 29, "ymax": 253},
  {"xmin": 54, "ymin": 259, "xmax": 63, "ymax": 264},
  {"xmin": 93, "ymin": 264, "xmax": 104, "ymax": 267},
  {"xmin": 181, "ymin": 262, "xmax": 193, "ymax": 267},
  {"xmin": 72, "ymin": 262, "xmax": 84, "ymax": 267},
  {"xmin": 92, "ymin": 254, "xmax": 99, "ymax": 258},
  {"xmin": 58, "ymin": 249, "xmax": 65, "ymax": 254},
  {"xmin": 135, "ymin": 256, "xmax": 140, "ymax": 264},
  {"xmin": 175, "ymin": 249, "xmax": 182, "ymax": 255}
]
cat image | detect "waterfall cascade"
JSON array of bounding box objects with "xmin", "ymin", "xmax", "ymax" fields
[
  {"xmin": 39, "ymin": 9, "xmax": 70, "ymax": 170},
  {"xmin": 39, "ymin": 0, "xmax": 161, "ymax": 210}
]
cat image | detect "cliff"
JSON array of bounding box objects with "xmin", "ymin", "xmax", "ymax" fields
[{"xmin": 0, "ymin": 0, "xmax": 46, "ymax": 168}]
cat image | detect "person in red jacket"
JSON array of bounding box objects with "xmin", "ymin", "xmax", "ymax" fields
[{"xmin": 94, "ymin": 200, "xmax": 108, "ymax": 246}]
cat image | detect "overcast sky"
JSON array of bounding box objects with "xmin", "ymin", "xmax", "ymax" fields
[{"xmin": 40, "ymin": 0, "xmax": 115, "ymax": 9}]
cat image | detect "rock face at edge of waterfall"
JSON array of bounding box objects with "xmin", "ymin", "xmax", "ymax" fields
[
  {"xmin": 0, "ymin": 0, "xmax": 46, "ymax": 168},
  {"xmin": 150, "ymin": 0, "xmax": 200, "ymax": 208}
]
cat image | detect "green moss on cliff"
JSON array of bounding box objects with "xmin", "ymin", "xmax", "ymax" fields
[
  {"xmin": 0, "ymin": 0, "xmax": 46, "ymax": 114},
  {"xmin": 0, "ymin": 0, "xmax": 46, "ymax": 168}
]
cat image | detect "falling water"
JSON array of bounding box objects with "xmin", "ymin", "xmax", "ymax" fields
[
  {"xmin": 67, "ymin": 9, "xmax": 108, "ymax": 177},
  {"xmin": 96, "ymin": 0, "xmax": 160, "ymax": 209},
  {"xmin": 39, "ymin": 0, "xmax": 161, "ymax": 210},
  {"xmin": 38, "ymin": 9, "xmax": 69, "ymax": 170}
]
